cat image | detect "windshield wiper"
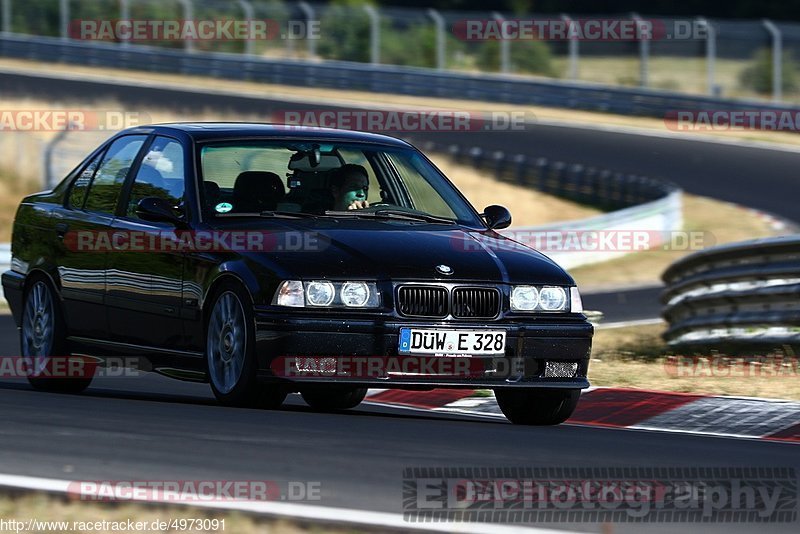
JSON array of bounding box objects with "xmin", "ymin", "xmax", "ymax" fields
[
  {"xmin": 324, "ymin": 209, "xmax": 456, "ymax": 224},
  {"xmin": 258, "ymin": 210, "xmax": 320, "ymax": 219}
]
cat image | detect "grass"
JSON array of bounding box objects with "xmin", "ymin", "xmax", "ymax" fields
[
  {"xmin": 0, "ymin": 492, "xmax": 361, "ymax": 534},
  {"xmin": 430, "ymin": 154, "xmax": 601, "ymax": 226},
  {"xmin": 587, "ymin": 322, "xmax": 800, "ymax": 401}
]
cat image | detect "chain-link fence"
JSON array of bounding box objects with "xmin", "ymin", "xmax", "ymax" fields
[{"xmin": 1, "ymin": 1, "xmax": 799, "ymax": 102}]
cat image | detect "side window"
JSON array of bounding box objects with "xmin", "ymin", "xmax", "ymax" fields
[
  {"xmin": 83, "ymin": 135, "xmax": 147, "ymax": 214},
  {"xmin": 68, "ymin": 150, "xmax": 105, "ymax": 209},
  {"xmin": 127, "ymin": 137, "xmax": 185, "ymax": 218}
]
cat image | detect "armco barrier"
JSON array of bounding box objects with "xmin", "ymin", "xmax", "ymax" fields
[
  {"xmin": 661, "ymin": 235, "xmax": 800, "ymax": 352},
  {"xmin": 1, "ymin": 33, "xmax": 799, "ymax": 119}
]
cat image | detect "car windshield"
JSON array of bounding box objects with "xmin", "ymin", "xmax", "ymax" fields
[{"xmin": 198, "ymin": 140, "xmax": 482, "ymax": 226}]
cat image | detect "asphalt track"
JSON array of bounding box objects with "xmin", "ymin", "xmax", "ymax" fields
[{"xmin": 1, "ymin": 316, "xmax": 799, "ymax": 532}]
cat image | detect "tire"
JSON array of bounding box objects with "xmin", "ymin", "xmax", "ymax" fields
[
  {"xmin": 494, "ymin": 388, "xmax": 580, "ymax": 425},
  {"xmin": 206, "ymin": 281, "xmax": 286, "ymax": 409},
  {"xmin": 21, "ymin": 277, "xmax": 92, "ymax": 393},
  {"xmin": 301, "ymin": 386, "xmax": 368, "ymax": 411}
]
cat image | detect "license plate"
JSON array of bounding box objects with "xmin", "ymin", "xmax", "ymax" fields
[{"xmin": 398, "ymin": 328, "xmax": 506, "ymax": 355}]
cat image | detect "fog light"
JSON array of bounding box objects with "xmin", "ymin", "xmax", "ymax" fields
[{"xmin": 544, "ymin": 361, "xmax": 579, "ymax": 378}]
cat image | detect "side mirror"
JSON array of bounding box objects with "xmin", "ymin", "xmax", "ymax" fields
[
  {"xmin": 482, "ymin": 205, "xmax": 512, "ymax": 230},
  {"xmin": 136, "ymin": 197, "xmax": 183, "ymax": 225}
]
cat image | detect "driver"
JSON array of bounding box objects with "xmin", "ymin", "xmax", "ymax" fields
[{"xmin": 331, "ymin": 164, "xmax": 370, "ymax": 210}]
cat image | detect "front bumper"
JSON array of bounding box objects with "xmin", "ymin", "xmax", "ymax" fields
[{"xmin": 253, "ymin": 311, "xmax": 593, "ymax": 389}]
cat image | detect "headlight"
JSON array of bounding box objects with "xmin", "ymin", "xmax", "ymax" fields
[
  {"xmin": 273, "ymin": 280, "xmax": 380, "ymax": 308},
  {"xmin": 511, "ymin": 286, "xmax": 539, "ymax": 311},
  {"xmin": 275, "ymin": 280, "xmax": 304, "ymax": 307},
  {"xmin": 539, "ymin": 286, "xmax": 567, "ymax": 311},
  {"xmin": 306, "ymin": 281, "xmax": 335, "ymax": 306},
  {"xmin": 570, "ymin": 286, "xmax": 583, "ymax": 313},
  {"xmin": 341, "ymin": 282, "xmax": 370, "ymax": 307}
]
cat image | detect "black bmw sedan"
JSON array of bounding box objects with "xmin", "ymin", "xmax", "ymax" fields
[{"xmin": 2, "ymin": 123, "xmax": 592, "ymax": 424}]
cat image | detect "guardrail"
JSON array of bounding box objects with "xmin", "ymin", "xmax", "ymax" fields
[
  {"xmin": 414, "ymin": 138, "xmax": 682, "ymax": 269},
  {"xmin": 661, "ymin": 235, "xmax": 800, "ymax": 352},
  {"xmin": 2, "ymin": 33, "xmax": 799, "ymax": 119}
]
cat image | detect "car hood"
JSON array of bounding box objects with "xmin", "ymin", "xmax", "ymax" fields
[{"xmin": 218, "ymin": 220, "xmax": 573, "ymax": 285}]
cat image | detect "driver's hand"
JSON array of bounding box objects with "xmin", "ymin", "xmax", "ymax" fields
[{"xmin": 347, "ymin": 200, "xmax": 370, "ymax": 210}]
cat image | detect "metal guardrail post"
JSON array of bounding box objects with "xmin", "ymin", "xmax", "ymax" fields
[
  {"xmin": 176, "ymin": 0, "xmax": 194, "ymax": 52},
  {"xmin": 632, "ymin": 13, "xmax": 649, "ymax": 87},
  {"xmin": 763, "ymin": 19, "xmax": 783, "ymax": 103},
  {"xmin": 1, "ymin": 0, "xmax": 10, "ymax": 33},
  {"xmin": 561, "ymin": 14, "xmax": 578, "ymax": 80},
  {"xmin": 60, "ymin": 0, "xmax": 69, "ymax": 40},
  {"xmin": 492, "ymin": 12, "xmax": 509, "ymax": 74},
  {"xmin": 427, "ymin": 8, "xmax": 445, "ymax": 71},
  {"xmin": 298, "ymin": 1, "xmax": 316, "ymax": 59},
  {"xmin": 698, "ymin": 17, "xmax": 717, "ymax": 96},
  {"xmin": 236, "ymin": 0, "xmax": 254, "ymax": 56},
  {"xmin": 43, "ymin": 124, "xmax": 74, "ymax": 189},
  {"xmin": 363, "ymin": 5, "xmax": 380, "ymax": 65},
  {"xmin": 119, "ymin": 0, "xmax": 130, "ymax": 48}
]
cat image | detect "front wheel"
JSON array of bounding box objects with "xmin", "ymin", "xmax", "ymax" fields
[
  {"xmin": 301, "ymin": 386, "xmax": 368, "ymax": 411},
  {"xmin": 206, "ymin": 283, "xmax": 286, "ymax": 409},
  {"xmin": 22, "ymin": 278, "xmax": 92, "ymax": 393},
  {"xmin": 494, "ymin": 388, "xmax": 580, "ymax": 425}
]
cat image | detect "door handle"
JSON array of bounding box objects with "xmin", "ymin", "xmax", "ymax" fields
[{"xmin": 54, "ymin": 223, "xmax": 69, "ymax": 239}]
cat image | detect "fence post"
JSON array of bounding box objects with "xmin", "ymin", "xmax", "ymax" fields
[
  {"xmin": 698, "ymin": 17, "xmax": 717, "ymax": 96},
  {"xmin": 118, "ymin": 0, "xmax": 129, "ymax": 47},
  {"xmin": 763, "ymin": 19, "xmax": 783, "ymax": 103},
  {"xmin": 492, "ymin": 12, "xmax": 509, "ymax": 74},
  {"xmin": 561, "ymin": 14, "xmax": 578, "ymax": 80},
  {"xmin": 363, "ymin": 5, "xmax": 380, "ymax": 65},
  {"xmin": 2, "ymin": 0, "xmax": 11, "ymax": 33},
  {"xmin": 632, "ymin": 13, "xmax": 649, "ymax": 87},
  {"xmin": 60, "ymin": 0, "xmax": 69, "ymax": 39},
  {"xmin": 428, "ymin": 8, "xmax": 445, "ymax": 71},
  {"xmin": 176, "ymin": 0, "xmax": 194, "ymax": 52},
  {"xmin": 43, "ymin": 125, "xmax": 73, "ymax": 189},
  {"xmin": 298, "ymin": 1, "xmax": 316, "ymax": 58},
  {"xmin": 236, "ymin": 0, "xmax": 254, "ymax": 55}
]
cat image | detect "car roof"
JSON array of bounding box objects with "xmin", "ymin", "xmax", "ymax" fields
[{"xmin": 124, "ymin": 122, "xmax": 413, "ymax": 147}]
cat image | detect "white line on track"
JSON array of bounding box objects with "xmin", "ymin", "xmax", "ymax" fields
[{"xmin": 0, "ymin": 473, "xmax": 579, "ymax": 534}]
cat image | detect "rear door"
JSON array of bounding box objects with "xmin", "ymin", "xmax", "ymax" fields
[{"xmin": 56, "ymin": 135, "xmax": 148, "ymax": 340}]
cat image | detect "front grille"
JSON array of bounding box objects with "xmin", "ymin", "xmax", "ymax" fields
[
  {"xmin": 397, "ymin": 286, "xmax": 448, "ymax": 318},
  {"xmin": 452, "ymin": 287, "xmax": 500, "ymax": 319}
]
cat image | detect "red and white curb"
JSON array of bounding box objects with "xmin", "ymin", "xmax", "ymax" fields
[{"xmin": 365, "ymin": 388, "xmax": 800, "ymax": 443}]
